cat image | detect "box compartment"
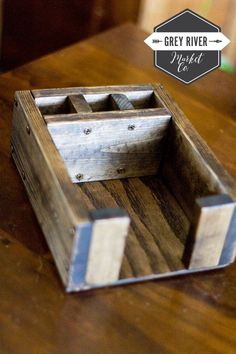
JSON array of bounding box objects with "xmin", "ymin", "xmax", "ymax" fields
[{"xmin": 11, "ymin": 84, "xmax": 236, "ymax": 292}]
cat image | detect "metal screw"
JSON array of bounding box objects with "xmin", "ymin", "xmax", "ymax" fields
[
  {"xmin": 84, "ymin": 128, "xmax": 92, "ymax": 135},
  {"xmin": 76, "ymin": 173, "xmax": 83, "ymax": 181},
  {"xmin": 70, "ymin": 227, "xmax": 75, "ymax": 236},
  {"xmin": 117, "ymin": 167, "xmax": 125, "ymax": 174},
  {"xmin": 53, "ymin": 211, "xmax": 58, "ymax": 221},
  {"xmin": 128, "ymin": 124, "xmax": 135, "ymax": 131},
  {"xmin": 26, "ymin": 125, "xmax": 30, "ymax": 135}
]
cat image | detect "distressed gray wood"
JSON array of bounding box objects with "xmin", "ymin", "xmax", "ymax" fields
[
  {"xmin": 154, "ymin": 83, "xmax": 236, "ymax": 266},
  {"xmin": 11, "ymin": 90, "xmax": 131, "ymax": 292},
  {"xmin": 32, "ymin": 84, "xmax": 154, "ymax": 98},
  {"xmin": 46, "ymin": 110, "xmax": 171, "ymax": 182},
  {"xmin": 33, "ymin": 85, "xmax": 164, "ymax": 113},
  {"xmin": 110, "ymin": 93, "xmax": 134, "ymax": 110},
  {"xmin": 11, "ymin": 91, "xmax": 88, "ymax": 287},
  {"xmin": 68, "ymin": 94, "xmax": 92, "ymax": 113},
  {"xmin": 183, "ymin": 194, "xmax": 236, "ymax": 268}
]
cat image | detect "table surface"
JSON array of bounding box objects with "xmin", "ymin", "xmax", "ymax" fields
[{"xmin": 0, "ymin": 23, "xmax": 236, "ymax": 354}]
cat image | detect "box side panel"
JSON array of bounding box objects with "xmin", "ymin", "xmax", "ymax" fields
[{"xmin": 11, "ymin": 91, "xmax": 89, "ymax": 286}]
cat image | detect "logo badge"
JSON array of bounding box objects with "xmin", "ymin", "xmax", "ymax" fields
[{"xmin": 144, "ymin": 9, "xmax": 230, "ymax": 84}]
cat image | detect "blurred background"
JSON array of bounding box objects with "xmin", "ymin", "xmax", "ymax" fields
[{"xmin": 0, "ymin": 0, "xmax": 235, "ymax": 73}]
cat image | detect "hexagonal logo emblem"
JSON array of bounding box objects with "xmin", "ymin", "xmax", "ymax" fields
[{"xmin": 144, "ymin": 9, "xmax": 230, "ymax": 84}]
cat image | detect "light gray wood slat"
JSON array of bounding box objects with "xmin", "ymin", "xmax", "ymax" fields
[
  {"xmin": 47, "ymin": 114, "xmax": 171, "ymax": 182},
  {"xmin": 44, "ymin": 107, "xmax": 170, "ymax": 124},
  {"xmin": 32, "ymin": 84, "xmax": 154, "ymax": 98}
]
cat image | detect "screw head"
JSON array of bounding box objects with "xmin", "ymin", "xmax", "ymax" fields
[
  {"xmin": 117, "ymin": 167, "xmax": 126, "ymax": 174},
  {"xmin": 70, "ymin": 227, "xmax": 76, "ymax": 236},
  {"xmin": 26, "ymin": 125, "xmax": 30, "ymax": 134},
  {"xmin": 76, "ymin": 173, "xmax": 83, "ymax": 181},
  {"xmin": 128, "ymin": 124, "xmax": 135, "ymax": 131},
  {"xmin": 84, "ymin": 128, "xmax": 92, "ymax": 135}
]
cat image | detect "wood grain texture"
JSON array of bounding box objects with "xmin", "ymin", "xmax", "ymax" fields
[
  {"xmin": 110, "ymin": 93, "xmax": 134, "ymax": 110},
  {"xmin": 155, "ymin": 84, "xmax": 236, "ymax": 213},
  {"xmin": 11, "ymin": 91, "xmax": 132, "ymax": 290},
  {"xmin": 47, "ymin": 109, "xmax": 171, "ymax": 182},
  {"xmin": 78, "ymin": 177, "xmax": 188, "ymax": 278},
  {"xmin": 12, "ymin": 84, "xmax": 236, "ymax": 289},
  {"xmin": 155, "ymin": 84, "xmax": 236, "ymax": 268},
  {"xmin": 68, "ymin": 94, "xmax": 92, "ymax": 113},
  {"xmin": 11, "ymin": 91, "xmax": 89, "ymax": 286},
  {"xmin": 86, "ymin": 211, "xmax": 130, "ymax": 285},
  {"xmin": 0, "ymin": 23, "xmax": 236, "ymax": 353},
  {"xmin": 32, "ymin": 84, "xmax": 154, "ymax": 98},
  {"xmin": 183, "ymin": 195, "xmax": 236, "ymax": 269}
]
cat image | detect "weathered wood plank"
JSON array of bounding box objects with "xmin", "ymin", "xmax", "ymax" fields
[
  {"xmin": 46, "ymin": 111, "xmax": 171, "ymax": 182},
  {"xmin": 33, "ymin": 85, "xmax": 164, "ymax": 114},
  {"xmin": 154, "ymin": 83, "xmax": 236, "ymax": 201},
  {"xmin": 183, "ymin": 195, "xmax": 236, "ymax": 268},
  {"xmin": 219, "ymin": 207, "xmax": 236, "ymax": 265},
  {"xmin": 154, "ymin": 84, "xmax": 236, "ymax": 266},
  {"xmin": 11, "ymin": 91, "xmax": 89, "ymax": 286},
  {"xmin": 12, "ymin": 91, "xmax": 132, "ymax": 291},
  {"xmin": 86, "ymin": 209, "xmax": 130, "ymax": 285},
  {"xmin": 44, "ymin": 107, "xmax": 170, "ymax": 123},
  {"xmin": 68, "ymin": 94, "xmax": 92, "ymax": 113},
  {"xmin": 160, "ymin": 120, "xmax": 225, "ymax": 221},
  {"xmin": 110, "ymin": 93, "xmax": 134, "ymax": 110},
  {"xmin": 78, "ymin": 177, "xmax": 188, "ymax": 278},
  {"xmin": 32, "ymin": 84, "xmax": 154, "ymax": 97}
]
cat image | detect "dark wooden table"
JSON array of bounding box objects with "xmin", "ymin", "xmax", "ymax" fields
[{"xmin": 0, "ymin": 24, "xmax": 236, "ymax": 353}]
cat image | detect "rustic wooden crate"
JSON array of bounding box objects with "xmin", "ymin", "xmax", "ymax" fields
[{"xmin": 11, "ymin": 84, "xmax": 236, "ymax": 292}]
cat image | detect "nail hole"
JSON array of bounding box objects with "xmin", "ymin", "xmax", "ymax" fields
[{"xmin": 14, "ymin": 100, "xmax": 18, "ymax": 107}]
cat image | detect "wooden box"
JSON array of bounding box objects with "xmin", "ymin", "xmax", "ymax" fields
[{"xmin": 11, "ymin": 84, "xmax": 236, "ymax": 292}]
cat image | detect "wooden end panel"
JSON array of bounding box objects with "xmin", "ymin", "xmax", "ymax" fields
[
  {"xmin": 67, "ymin": 209, "xmax": 130, "ymax": 291},
  {"xmin": 219, "ymin": 206, "xmax": 236, "ymax": 265},
  {"xmin": 183, "ymin": 195, "xmax": 236, "ymax": 269},
  {"xmin": 86, "ymin": 209, "xmax": 130, "ymax": 286},
  {"xmin": 47, "ymin": 110, "xmax": 171, "ymax": 182}
]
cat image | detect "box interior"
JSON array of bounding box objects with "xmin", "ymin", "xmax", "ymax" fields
[{"xmin": 34, "ymin": 89, "xmax": 227, "ymax": 282}]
